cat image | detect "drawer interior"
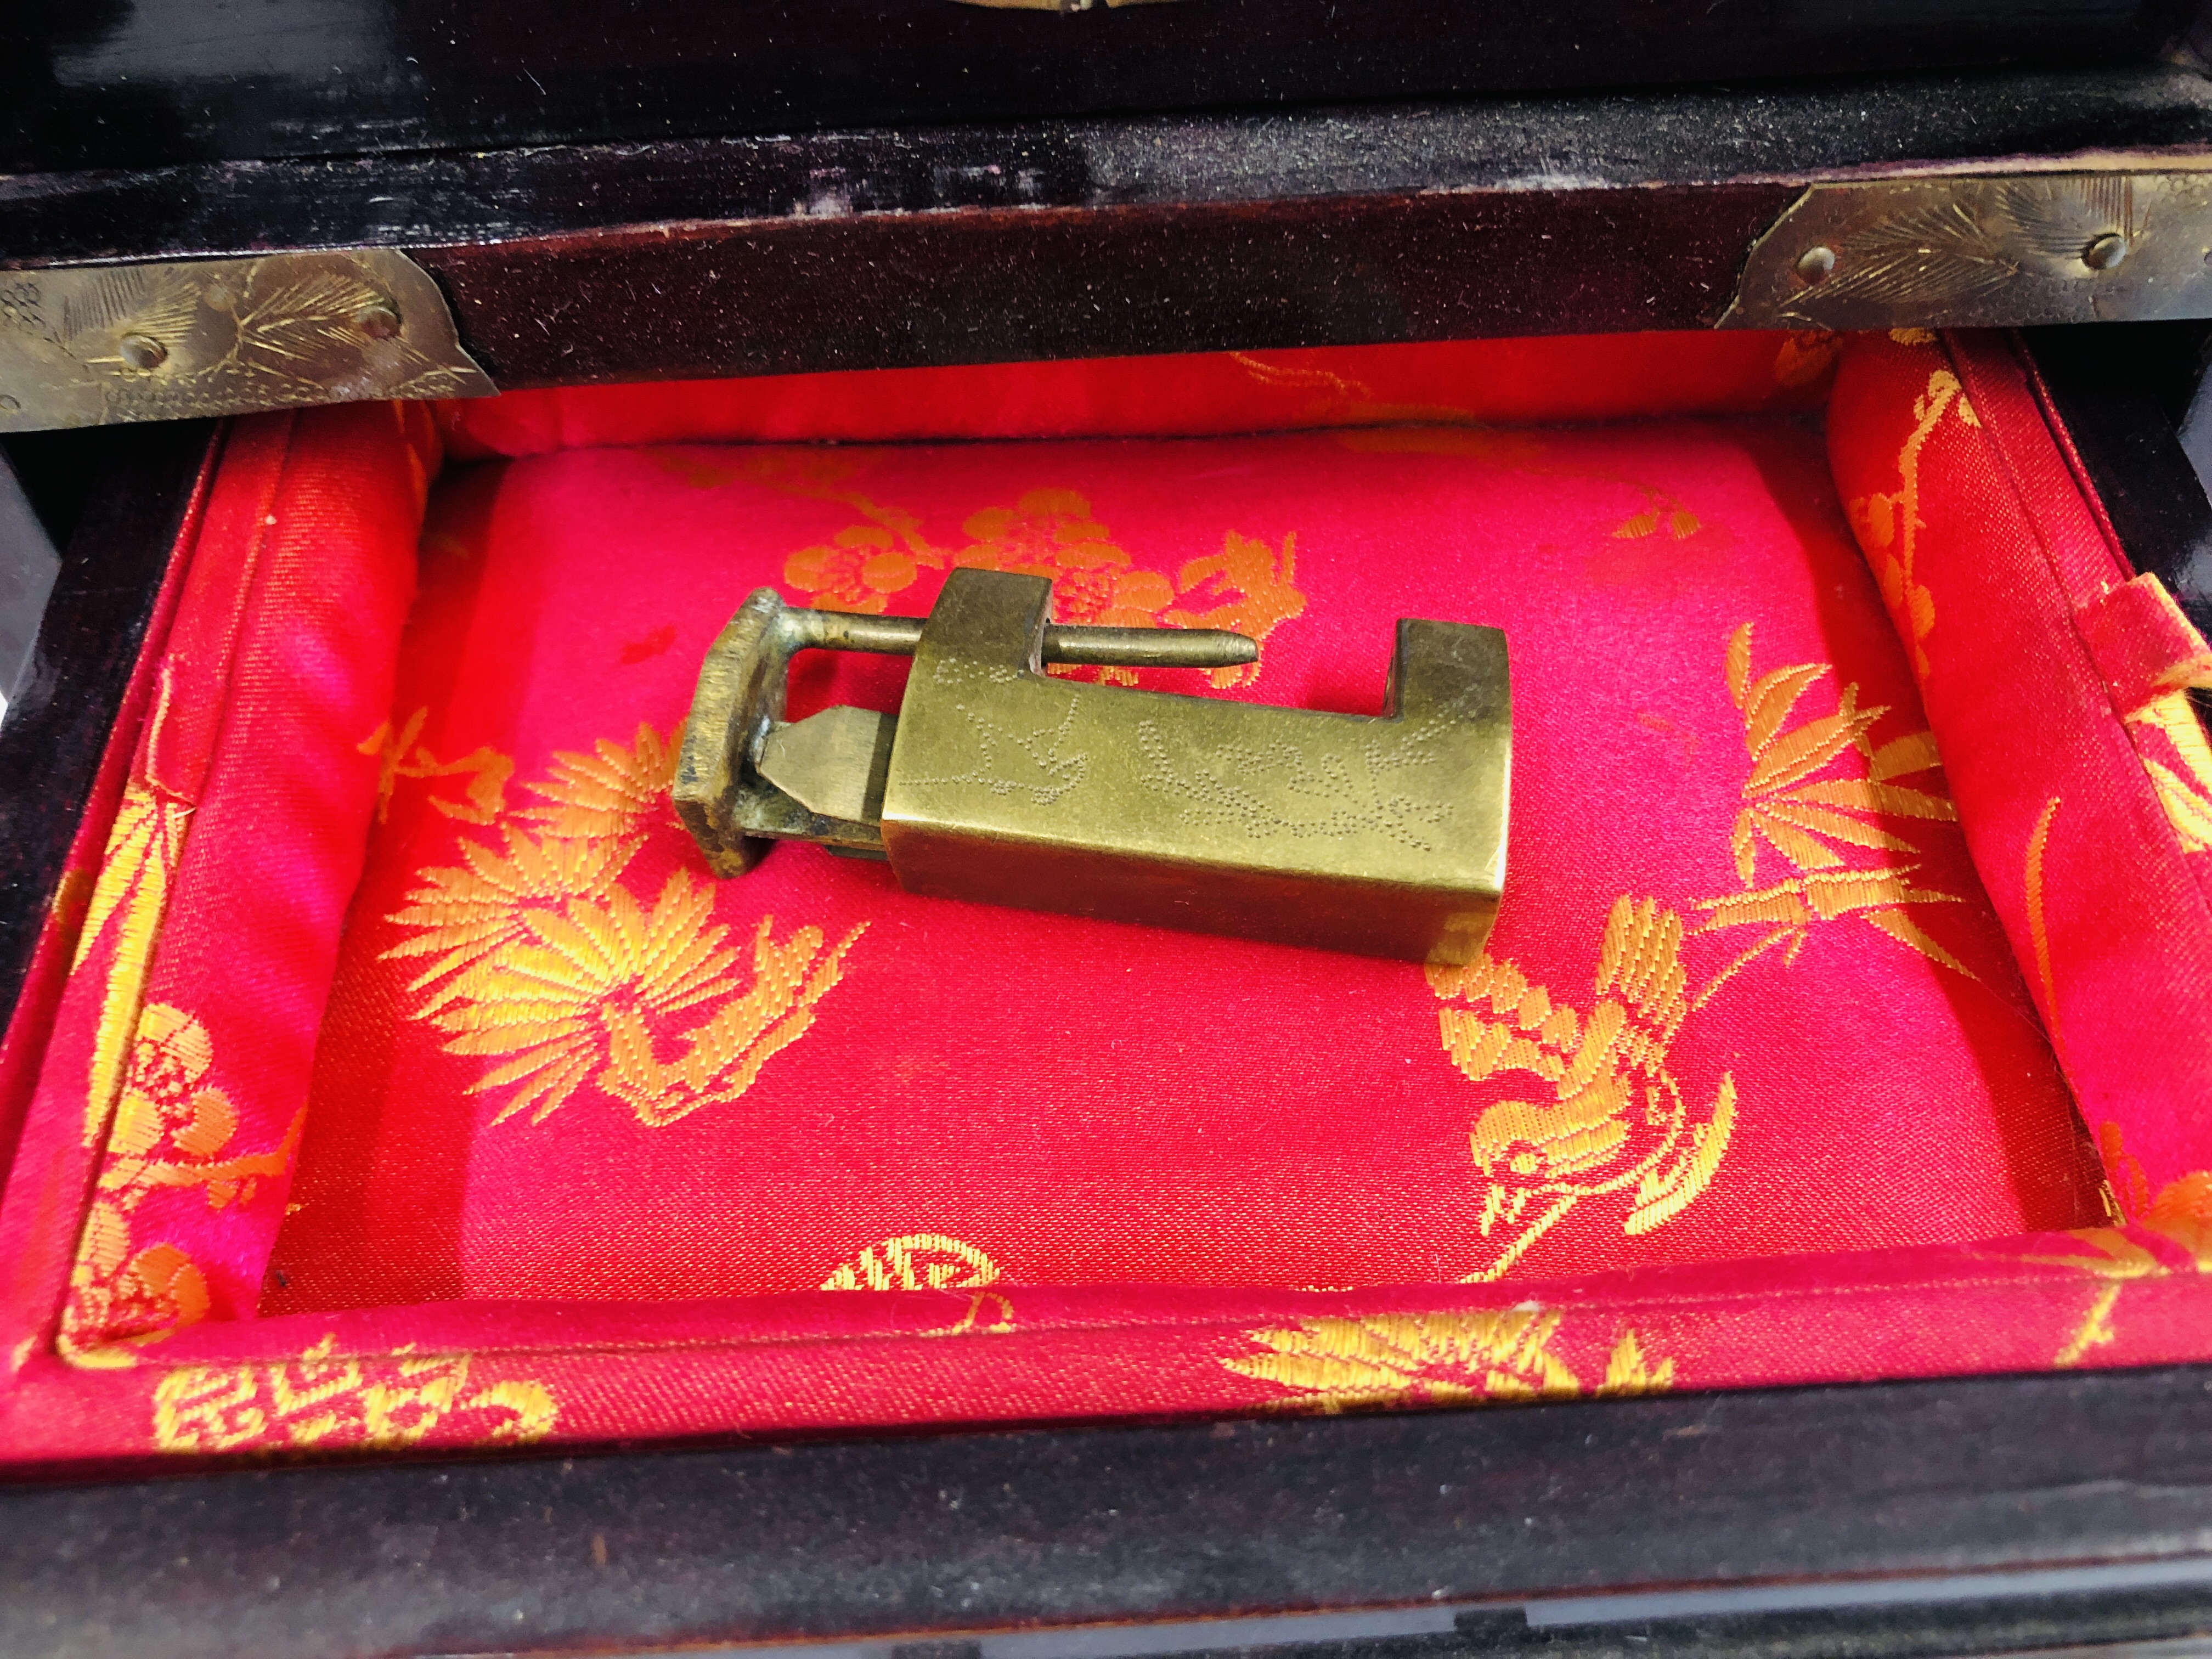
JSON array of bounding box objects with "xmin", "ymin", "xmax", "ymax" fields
[{"xmin": 10, "ymin": 327, "xmax": 2210, "ymax": 1460}]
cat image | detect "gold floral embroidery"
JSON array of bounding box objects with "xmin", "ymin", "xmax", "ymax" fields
[
  {"xmin": 63, "ymin": 1006, "xmax": 307, "ymax": 1356},
  {"xmin": 820, "ymin": 1234, "xmax": 1002, "ymax": 1291},
  {"xmin": 1698, "ymin": 623, "xmax": 1970, "ymax": 985},
  {"xmin": 2129, "ymin": 693, "xmax": 2212, "ymax": 855},
  {"xmin": 1163, "ymin": 531, "xmax": 1306, "ymax": 689},
  {"xmin": 151, "ymin": 1334, "xmax": 557, "ymax": 1452},
  {"xmin": 2013, "ymin": 1139, "xmax": 2212, "ymax": 1366},
  {"xmin": 386, "ymin": 725, "xmax": 865, "ymax": 1127},
  {"xmin": 358, "ymin": 706, "xmax": 512, "ymax": 825},
  {"xmin": 819, "ymin": 1237, "xmax": 1012, "ymax": 1333},
  {"xmin": 387, "ymin": 727, "xmax": 672, "ymax": 986},
  {"xmin": 1223, "ymin": 1310, "xmax": 1673, "ymax": 1412},
  {"xmin": 1231, "ymin": 354, "xmax": 1547, "ymax": 435},
  {"xmin": 1845, "ymin": 361, "xmax": 1976, "ymax": 679},
  {"xmin": 1432, "ymin": 899, "xmax": 1736, "ymax": 1278},
  {"xmin": 2025, "ymin": 795, "xmax": 2064, "ymax": 1060},
  {"xmin": 1434, "ymin": 624, "xmax": 1976, "ymax": 1280},
  {"xmin": 1611, "ymin": 489, "xmax": 1701, "ymax": 542},
  {"xmin": 75, "ymin": 670, "xmax": 191, "ymax": 1147},
  {"xmin": 955, "ymin": 489, "xmax": 1173, "ymax": 631},
  {"xmin": 2143, "ymin": 1172, "xmax": 2212, "ymax": 1269},
  {"xmin": 1773, "ymin": 330, "xmax": 1843, "ymax": 390},
  {"xmin": 757, "ymin": 471, "xmax": 1308, "ymax": 688},
  {"xmin": 435, "ymin": 883, "xmax": 858, "ymax": 1128},
  {"xmin": 1599, "ymin": 1328, "xmax": 1678, "ymax": 1395}
]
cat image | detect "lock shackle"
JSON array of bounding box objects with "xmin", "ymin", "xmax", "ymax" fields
[
  {"xmin": 673, "ymin": 586, "xmax": 1259, "ymax": 875},
  {"xmin": 778, "ymin": 603, "xmax": 1258, "ymax": 671}
]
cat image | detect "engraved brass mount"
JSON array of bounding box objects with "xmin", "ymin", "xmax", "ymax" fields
[
  {"xmin": 0, "ymin": 249, "xmax": 492, "ymax": 432},
  {"xmin": 1719, "ymin": 170, "xmax": 2212, "ymax": 330},
  {"xmin": 675, "ymin": 569, "xmax": 1511, "ymax": 962}
]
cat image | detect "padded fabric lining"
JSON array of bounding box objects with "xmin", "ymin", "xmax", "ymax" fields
[{"xmin": 265, "ymin": 414, "xmax": 2100, "ymax": 1313}]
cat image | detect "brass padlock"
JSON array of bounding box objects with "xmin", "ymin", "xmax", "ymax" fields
[{"xmin": 674, "ymin": 568, "xmax": 1509, "ymax": 962}]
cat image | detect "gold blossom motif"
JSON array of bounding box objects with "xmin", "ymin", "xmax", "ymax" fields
[
  {"xmin": 1844, "ymin": 363, "xmax": 1978, "ymax": 679},
  {"xmin": 1431, "ymin": 624, "xmax": 1977, "ymax": 1282},
  {"xmin": 152, "ymin": 1334, "xmax": 556, "ymax": 1452},
  {"xmin": 1223, "ymin": 1309, "xmax": 1673, "ymax": 1411},
  {"xmin": 64, "ymin": 1004, "xmax": 309, "ymax": 1357},
  {"xmin": 385, "ymin": 725, "xmax": 865, "ymax": 1128},
  {"xmin": 1611, "ymin": 489, "xmax": 1701, "ymax": 542},
  {"xmin": 1160, "ymin": 529, "xmax": 1306, "ymax": 689},
  {"xmin": 764, "ymin": 472, "xmax": 1306, "ymax": 689}
]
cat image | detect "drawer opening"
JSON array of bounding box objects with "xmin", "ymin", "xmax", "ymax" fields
[{"xmin": 6, "ymin": 328, "xmax": 2209, "ymax": 1461}]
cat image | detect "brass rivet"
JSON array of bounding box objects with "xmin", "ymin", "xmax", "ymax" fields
[
  {"xmin": 0, "ymin": 395, "xmax": 18, "ymax": 413},
  {"xmin": 119, "ymin": 333, "xmax": 167, "ymax": 371},
  {"xmin": 2084, "ymin": 233, "xmax": 2128, "ymax": 272},
  {"xmin": 354, "ymin": 302, "xmax": 402, "ymax": 340},
  {"xmin": 1795, "ymin": 245, "xmax": 1836, "ymax": 285}
]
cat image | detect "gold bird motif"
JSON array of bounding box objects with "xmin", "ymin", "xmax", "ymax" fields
[{"xmin": 1432, "ymin": 896, "xmax": 1734, "ymax": 1278}]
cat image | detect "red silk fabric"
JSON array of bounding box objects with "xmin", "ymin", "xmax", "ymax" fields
[
  {"xmin": 270, "ymin": 409, "xmax": 2093, "ymax": 1310},
  {"xmin": 437, "ymin": 331, "xmax": 1838, "ymax": 458},
  {"xmin": 2, "ymin": 332, "xmax": 2207, "ymax": 1465},
  {"xmin": 1828, "ymin": 330, "xmax": 2212, "ymax": 1223}
]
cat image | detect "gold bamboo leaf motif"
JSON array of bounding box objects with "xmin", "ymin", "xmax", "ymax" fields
[
  {"xmin": 1703, "ymin": 624, "xmax": 1969, "ymax": 980},
  {"xmin": 1869, "ymin": 729, "xmax": 1943, "ymax": 781},
  {"xmin": 1743, "ymin": 685, "xmax": 1881, "ymax": 799},
  {"xmin": 2129, "ymin": 693, "xmax": 2212, "ymax": 855},
  {"xmin": 1740, "ymin": 661, "xmax": 1826, "ymax": 754}
]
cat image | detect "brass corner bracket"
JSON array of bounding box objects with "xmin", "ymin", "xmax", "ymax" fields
[
  {"xmin": 0, "ymin": 248, "xmax": 493, "ymax": 433},
  {"xmin": 1719, "ymin": 171, "xmax": 2212, "ymax": 332}
]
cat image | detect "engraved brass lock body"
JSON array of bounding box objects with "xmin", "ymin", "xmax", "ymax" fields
[{"xmin": 674, "ymin": 569, "xmax": 1510, "ymax": 962}]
